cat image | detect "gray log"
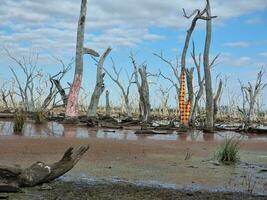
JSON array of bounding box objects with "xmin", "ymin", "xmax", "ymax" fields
[{"xmin": 0, "ymin": 145, "xmax": 89, "ymax": 191}]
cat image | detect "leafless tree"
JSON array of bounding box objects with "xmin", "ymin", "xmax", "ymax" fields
[
  {"xmin": 5, "ymin": 49, "xmax": 43, "ymax": 112},
  {"xmin": 104, "ymin": 58, "xmax": 134, "ymax": 118},
  {"xmin": 182, "ymin": 0, "xmax": 217, "ymax": 131},
  {"xmin": 238, "ymin": 68, "xmax": 267, "ymax": 127},
  {"xmin": 87, "ymin": 47, "xmax": 112, "ymax": 117},
  {"xmin": 66, "ymin": 0, "xmax": 99, "ymax": 119},
  {"xmin": 130, "ymin": 55, "xmax": 151, "ymax": 122},
  {"xmin": 43, "ymin": 57, "xmax": 73, "ymax": 110}
]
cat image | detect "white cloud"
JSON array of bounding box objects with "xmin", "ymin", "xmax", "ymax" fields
[
  {"xmin": 259, "ymin": 52, "xmax": 267, "ymax": 57},
  {"xmin": 223, "ymin": 41, "xmax": 251, "ymax": 48},
  {"xmin": 219, "ymin": 53, "xmax": 266, "ymax": 68},
  {"xmin": 0, "ymin": 0, "xmax": 267, "ymax": 61}
]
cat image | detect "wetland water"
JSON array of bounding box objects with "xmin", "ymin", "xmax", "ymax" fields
[{"xmin": 0, "ymin": 119, "xmax": 267, "ymax": 199}]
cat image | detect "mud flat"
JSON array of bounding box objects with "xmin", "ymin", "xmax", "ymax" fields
[{"xmin": 0, "ymin": 120, "xmax": 267, "ymax": 199}]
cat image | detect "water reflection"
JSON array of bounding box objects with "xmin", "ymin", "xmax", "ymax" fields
[{"xmin": 0, "ymin": 120, "xmax": 265, "ymax": 142}]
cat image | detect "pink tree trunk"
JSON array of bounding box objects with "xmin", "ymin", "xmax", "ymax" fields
[{"xmin": 65, "ymin": 74, "xmax": 82, "ymax": 117}]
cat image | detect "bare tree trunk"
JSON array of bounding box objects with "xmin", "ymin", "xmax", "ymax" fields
[
  {"xmin": 65, "ymin": 0, "xmax": 87, "ymax": 118},
  {"xmin": 65, "ymin": 0, "xmax": 99, "ymax": 119},
  {"xmin": 87, "ymin": 47, "xmax": 112, "ymax": 117},
  {"xmin": 53, "ymin": 79, "xmax": 68, "ymax": 106},
  {"xmin": 105, "ymin": 90, "xmax": 111, "ymax": 117},
  {"xmin": 138, "ymin": 65, "xmax": 151, "ymax": 122},
  {"xmin": 203, "ymin": 0, "xmax": 214, "ymax": 132},
  {"xmin": 213, "ymin": 79, "xmax": 223, "ymax": 121}
]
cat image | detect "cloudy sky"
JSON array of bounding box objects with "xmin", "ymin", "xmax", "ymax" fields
[{"xmin": 0, "ymin": 0, "xmax": 267, "ymax": 108}]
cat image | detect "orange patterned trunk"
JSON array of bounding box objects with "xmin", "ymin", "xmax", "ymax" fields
[{"xmin": 179, "ymin": 68, "xmax": 191, "ymax": 125}]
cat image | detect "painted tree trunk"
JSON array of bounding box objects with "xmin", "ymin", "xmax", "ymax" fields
[
  {"xmin": 65, "ymin": 0, "xmax": 87, "ymax": 118},
  {"xmin": 179, "ymin": 68, "xmax": 191, "ymax": 126},
  {"xmin": 87, "ymin": 47, "xmax": 112, "ymax": 117},
  {"xmin": 203, "ymin": 0, "xmax": 214, "ymax": 132}
]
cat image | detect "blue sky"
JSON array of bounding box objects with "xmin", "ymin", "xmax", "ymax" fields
[{"xmin": 0, "ymin": 0, "xmax": 267, "ymax": 109}]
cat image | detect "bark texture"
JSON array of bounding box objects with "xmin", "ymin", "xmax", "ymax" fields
[{"xmin": 138, "ymin": 65, "xmax": 151, "ymax": 122}]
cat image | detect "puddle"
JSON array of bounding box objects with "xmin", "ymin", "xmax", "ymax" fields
[{"xmin": 0, "ymin": 119, "xmax": 266, "ymax": 142}]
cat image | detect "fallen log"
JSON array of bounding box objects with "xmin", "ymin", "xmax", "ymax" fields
[{"xmin": 0, "ymin": 145, "xmax": 89, "ymax": 192}]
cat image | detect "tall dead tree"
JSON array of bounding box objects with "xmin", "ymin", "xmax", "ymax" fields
[
  {"xmin": 87, "ymin": 47, "xmax": 112, "ymax": 117},
  {"xmin": 105, "ymin": 59, "xmax": 134, "ymax": 118},
  {"xmin": 65, "ymin": 0, "xmax": 99, "ymax": 119},
  {"xmin": 203, "ymin": 0, "xmax": 216, "ymax": 132},
  {"xmin": 238, "ymin": 68, "xmax": 267, "ymax": 127},
  {"xmin": 181, "ymin": 1, "xmax": 217, "ymax": 129}
]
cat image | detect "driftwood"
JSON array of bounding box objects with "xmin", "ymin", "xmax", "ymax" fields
[{"xmin": 0, "ymin": 145, "xmax": 89, "ymax": 192}]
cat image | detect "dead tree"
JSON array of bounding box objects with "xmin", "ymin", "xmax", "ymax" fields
[
  {"xmin": 159, "ymin": 86, "xmax": 170, "ymax": 117},
  {"xmin": 238, "ymin": 68, "xmax": 267, "ymax": 127},
  {"xmin": 105, "ymin": 58, "xmax": 134, "ymax": 118},
  {"xmin": 5, "ymin": 49, "xmax": 42, "ymax": 112},
  {"xmin": 154, "ymin": 52, "xmax": 180, "ymax": 104},
  {"xmin": 0, "ymin": 82, "xmax": 10, "ymax": 111},
  {"xmin": 105, "ymin": 90, "xmax": 111, "ymax": 117},
  {"xmin": 213, "ymin": 78, "xmax": 223, "ymax": 120},
  {"xmin": 130, "ymin": 55, "xmax": 151, "ymax": 122},
  {"xmin": 49, "ymin": 58, "xmax": 73, "ymax": 108},
  {"xmin": 66, "ymin": 0, "xmax": 99, "ymax": 119},
  {"xmin": 138, "ymin": 65, "xmax": 151, "ymax": 122},
  {"xmin": 182, "ymin": 0, "xmax": 217, "ymax": 131},
  {"xmin": 203, "ymin": 0, "xmax": 215, "ymax": 132},
  {"xmin": 40, "ymin": 58, "xmax": 73, "ymax": 111},
  {"xmin": 87, "ymin": 47, "xmax": 112, "ymax": 117},
  {"xmin": 0, "ymin": 145, "xmax": 89, "ymax": 192},
  {"xmin": 189, "ymin": 42, "xmax": 205, "ymax": 126}
]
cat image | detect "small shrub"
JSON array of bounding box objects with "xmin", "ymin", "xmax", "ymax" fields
[
  {"xmin": 216, "ymin": 138, "xmax": 239, "ymax": 164},
  {"xmin": 14, "ymin": 110, "xmax": 26, "ymax": 133},
  {"xmin": 32, "ymin": 110, "xmax": 47, "ymax": 124}
]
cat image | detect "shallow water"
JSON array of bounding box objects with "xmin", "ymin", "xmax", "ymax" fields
[{"xmin": 0, "ymin": 119, "xmax": 266, "ymax": 142}]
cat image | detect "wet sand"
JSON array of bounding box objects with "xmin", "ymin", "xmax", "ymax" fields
[{"xmin": 0, "ymin": 120, "xmax": 267, "ymax": 199}]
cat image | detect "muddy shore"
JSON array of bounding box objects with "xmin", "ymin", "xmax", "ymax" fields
[{"xmin": 0, "ymin": 120, "xmax": 267, "ymax": 199}]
